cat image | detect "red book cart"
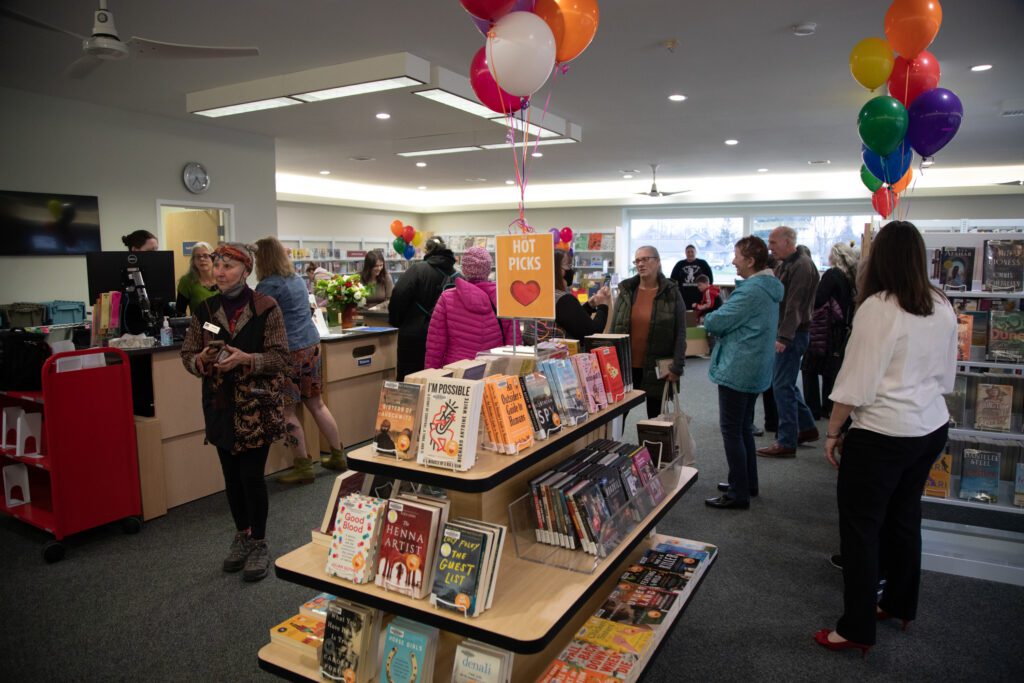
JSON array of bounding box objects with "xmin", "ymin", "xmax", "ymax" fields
[{"xmin": 0, "ymin": 348, "xmax": 142, "ymax": 562}]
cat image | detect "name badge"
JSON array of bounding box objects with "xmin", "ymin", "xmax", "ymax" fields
[{"xmin": 203, "ymin": 322, "xmax": 221, "ymax": 335}]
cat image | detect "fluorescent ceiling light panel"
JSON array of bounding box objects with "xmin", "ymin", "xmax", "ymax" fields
[
  {"xmin": 490, "ymin": 116, "xmax": 561, "ymax": 138},
  {"xmin": 396, "ymin": 146, "xmax": 483, "ymax": 157},
  {"xmin": 414, "ymin": 88, "xmax": 497, "ymax": 119},
  {"xmin": 293, "ymin": 77, "xmax": 422, "ymax": 102},
  {"xmin": 193, "ymin": 97, "xmax": 300, "ymax": 118},
  {"xmin": 479, "ymin": 138, "xmax": 577, "ymax": 150}
]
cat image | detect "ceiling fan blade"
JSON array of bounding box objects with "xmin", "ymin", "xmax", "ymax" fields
[
  {"xmin": 127, "ymin": 36, "xmax": 259, "ymax": 59},
  {"xmin": 0, "ymin": 6, "xmax": 86, "ymax": 41},
  {"xmin": 659, "ymin": 190, "xmax": 690, "ymax": 196},
  {"xmin": 65, "ymin": 54, "xmax": 105, "ymax": 79}
]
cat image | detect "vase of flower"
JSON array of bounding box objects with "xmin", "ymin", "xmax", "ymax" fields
[{"xmin": 315, "ymin": 274, "xmax": 369, "ymax": 330}]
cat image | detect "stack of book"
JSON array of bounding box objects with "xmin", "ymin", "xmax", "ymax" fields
[
  {"xmin": 480, "ymin": 375, "xmax": 535, "ymax": 454},
  {"xmin": 538, "ymin": 357, "xmax": 590, "ymax": 428},
  {"xmin": 375, "ymin": 493, "xmax": 450, "ymax": 599},
  {"xmin": 312, "ymin": 471, "xmax": 368, "ymax": 547},
  {"xmin": 945, "ymin": 373, "xmax": 1024, "ymax": 433},
  {"xmin": 416, "ymin": 377, "xmax": 484, "ymax": 472},
  {"xmin": 584, "ymin": 333, "xmax": 633, "ymax": 394},
  {"xmin": 538, "ymin": 538, "xmax": 718, "ymax": 683},
  {"xmin": 379, "ymin": 617, "xmax": 440, "ymax": 683},
  {"xmin": 269, "ymin": 613, "xmax": 327, "ymax": 665},
  {"xmin": 429, "ymin": 518, "xmax": 507, "ymax": 617},
  {"xmin": 325, "ymin": 493, "xmax": 387, "ymax": 583},
  {"xmin": 321, "ymin": 598, "xmax": 384, "ymax": 683}
]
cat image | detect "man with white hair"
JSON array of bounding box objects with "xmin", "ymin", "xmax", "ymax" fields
[{"xmin": 757, "ymin": 226, "xmax": 820, "ymax": 458}]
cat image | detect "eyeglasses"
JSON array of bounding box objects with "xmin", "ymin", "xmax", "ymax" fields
[
  {"xmin": 633, "ymin": 256, "xmax": 658, "ymax": 265},
  {"xmin": 194, "ymin": 253, "xmax": 212, "ymax": 260}
]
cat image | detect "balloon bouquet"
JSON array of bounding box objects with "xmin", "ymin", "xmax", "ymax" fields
[
  {"xmin": 389, "ymin": 219, "xmax": 422, "ymax": 260},
  {"xmin": 849, "ymin": 0, "xmax": 962, "ymax": 219}
]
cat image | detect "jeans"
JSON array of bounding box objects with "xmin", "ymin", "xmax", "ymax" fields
[
  {"xmin": 772, "ymin": 329, "xmax": 817, "ymax": 447},
  {"xmin": 718, "ymin": 385, "xmax": 759, "ymax": 502}
]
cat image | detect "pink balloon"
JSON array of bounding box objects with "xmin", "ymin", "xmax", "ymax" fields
[
  {"xmin": 469, "ymin": 46, "xmax": 526, "ymax": 115},
  {"xmin": 559, "ymin": 226, "xmax": 573, "ymax": 244},
  {"xmin": 472, "ymin": 0, "xmax": 536, "ymax": 34},
  {"xmin": 461, "ymin": 0, "xmax": 517, "ymax": 22}
]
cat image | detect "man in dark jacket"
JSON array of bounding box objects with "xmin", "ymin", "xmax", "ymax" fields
[
  {"xmin": 757, "ymin": 226, "xmax": 820, "ymax": 458},
  {"xmin": 388, "ymin": 236, "xmax": 457, "ymax": 380},
  {"xmin": 670, "ymin": 244, "xmax": 714, "ymax": 310}
]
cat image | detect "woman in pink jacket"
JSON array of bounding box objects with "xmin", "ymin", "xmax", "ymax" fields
[{"xmin": 424, "ymin": 246, "xmax": 518, "ymax": 368}]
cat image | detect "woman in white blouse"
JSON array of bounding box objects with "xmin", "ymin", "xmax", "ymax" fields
[{"xmin": 816, "ymin": 221, "xmax": 957, "ymax": 656}]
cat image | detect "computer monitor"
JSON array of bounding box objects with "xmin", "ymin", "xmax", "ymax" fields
[{"xmin": 85, "ymin": 250, "xmax": 176, "ymax": 308}]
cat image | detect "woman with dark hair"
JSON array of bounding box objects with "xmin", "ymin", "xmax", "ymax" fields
[
  {"xmin": 522, "ymin": 249, "xmax": 611, "ymax": 343},
  {"xmin": 359, "ymin": 249, "xmax": 393, "ymax": 308},
  {"xmin": 702, "ymin": 236, "xmax": 783, "ymax": 509},
  {"xmin": 122, "ymin": 229, "xmax": 158, "ymax": 252},
  {"xmin": 816, "ymin": 221, "xmax": 957, "ymax": 655}
]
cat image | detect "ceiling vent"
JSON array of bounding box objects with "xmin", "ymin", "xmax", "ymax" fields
[{"xmin": 1000, "ymin": 99, "xmax": 1024, "ymax": 117}]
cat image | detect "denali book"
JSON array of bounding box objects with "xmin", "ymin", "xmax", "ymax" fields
[
  {"xmin": 959, "ymin": 449, "xmax": 1000, "ymax": 503},
  {"xmin": 416, "ymin": 378, "xmax": 484, "ymax": 471},
  {"xmin": 373, "ymin": 381, "xmax": 422, "ymax": 459},
  {"xmin": 982, "ymin": 239, "xmax": 1024, "ymax": 292}
]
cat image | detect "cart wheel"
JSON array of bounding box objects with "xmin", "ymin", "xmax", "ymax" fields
[
  {"xmin": 42, "ymin": 541, "xmax": 65, "ymax": 563},
  {"xmin": 120, "ymin": 516, "xmax": 143, "ymax": 534}
]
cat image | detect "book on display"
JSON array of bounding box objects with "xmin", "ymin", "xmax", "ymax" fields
[
  {"xmin": 518, "ymin": 372, "xmax": 562, "ymax": 440},
  {"xmin": 299, "ymin": 592, "xmax": 337, "ymax": 620},
  {"xmin": 1015, "ymin": 462, "xmax": 1024, "ymax": 507},
  {"xmin": 270, "ymin": 614, "xmax": 326, "ymax": 658},
  {"xmin": 429, "ymin": 522, "xmax": 487, "ymax": 616},
  {"xmin": 982, "ymin": 239, "xmax": 1024, "ymax": 292},
  {"xmin": 373, "ymin": 381, "xmax": 423, "ymax": 459},
  {"xmin": 959, "ymin": 449, "xmax": 1001, "ymax": 503},
  {"xmin": 943, "ymin": 375, "xmax": 967, "ymax": 428},
  {"xmin": 974, "ymin": 382, "xmax": 1014, "ymax": 432},
  {"xmin": 584, "ymin": 334, "xmax": 633, "ymax": 392},
  {"xmin": 320, "ymin": 599, "xmax": 382, "ymax": 683},
  {"xmin": 380, "ymin": 617, "xmax": 438, "ymax": 683},
  {"xmin": 939, "ymin": 247, "xmax": 976, "ymax": 291},
  {"xmin": 923, "ymin": 453, "xmax": 953, "ymax": 498},
  {"xmin": 451, "ymin": 639, "xmax": 513, "ymax": 683},
  {"xmin": 325, "ymin": 494, "xmax": 386, "ymax": 584},
  {"xmin": 374, "ymin": 497, "xmax": 441, "ymax": 598},
  {"xmin": 313, "ymin": 470, "xmax": 368, "ymax": 547},
  {"xmin": 416, "ymin": 378, "xmax": 484, "ymax": 471},
  {"xmin": 987, "ymin": 311, "xmax": 1024, "ymax": 363},
  {"xmin": 540, "ymin": 358, "xmax": 590, "ymax": 427}
]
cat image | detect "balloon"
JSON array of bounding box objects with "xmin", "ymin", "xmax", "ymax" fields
[
  {"xmin": 411, "ymin": 231, "xmax": 424, "ymax": 247},
  {"xmin": 907, "ymin": 87, "xmax": 963, "ymax": 158},
  {"xmin": 402, "ymin": 225, "xmax": 415, "ymax": 243},
  {"xmin": 891, "ymin": 167, "xmax": 913, "ymax": 193},
  {"xmin": 887, "ymin": 50, "xmax": 940, "ymax": 108},
  {"xmin": 393, "ymin": 237, "xmax": 406, "ymax": 254},
  {"xmin": 472, "ymin": 0, "xmax": 535, "ymax": 35},
  {"xmin": 486, "ymin": 11, "xmax": 556, "ymax": 97},
  {"xmin": 862, "ymin": 143, "xmax": 913, "ymax": 186},
  {"xmin": 469, "ymin": 46, "xmax": 526, "ymax": 115},
  {"xmin": 403, "ymin": 244, "xmax": 416, "ymax": 260},
  {"xmin": 849, "ymin": 37, "xmax": 894, "ymax": 91},
  {"xmin": 860, "ymin": 164, "xmax": 884, "ymax": 193},
  {"xmin": 390, "ymin": 219, "xmax": 403, "ymax": 237},
  {"xmin": 460, "ymin": 0, "xmax": 516, "ymax": 23},
  {"xmin": 884, "ymin": 0, "xmax": 943, "ymax": 60},
  {"xmin": 872, "ymin": 187, "xmax": 898, "ymax": 219},
  {"xmin": 858, "ymin": 95, "xmax": 909, "ymax": 157},
  {"xmin": 533, "ymin": 0, "xmax": 600, "ymax": 64},
  {"xmin": 549, "ymin": 227, "xmax": 561, "ymax": 244},
  {"xmin": 560, "ymin": 227, "xmax": 574, "ymax": 244}
]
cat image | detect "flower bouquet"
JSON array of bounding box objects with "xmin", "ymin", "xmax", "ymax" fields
[{"xmin": 315, "ymin": 273, "xmax": 369, "ymax": 327}]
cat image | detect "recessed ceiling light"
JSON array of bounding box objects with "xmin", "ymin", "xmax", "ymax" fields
[
  {"xmin": 724, "ymin": 139, "xmax": 739, "ymax": 146},
  {"xmin": 417, "ymin": 186, "xmax": 427, "ymax": 190},
  {"xmin": 622, "ymin": 174, "xmax": 634, "ymax": 179},
  {"xmin": 807, "ymin": 159, "xmax": 831, "ymax": 165},
  {"xmin": 349, "ymin": 156, "xmax": 375, "ymax": 162},
  {"xmin": 505, "ymin": 180, "xmax": 515, "ymax": 185},
  {"xmin": 464, "ymin": 178, "xmax": 488, "ymax": 183},
  {"xmin": 971, "ymin": 64, "xmax": 993, "ymax": 72},
  {"xmin": 415, "ymin": 161, "xmax": 427, "ymax": 168},
  {"xmin": 921, "ymin": 158, "xmax": 935, "ymax": 168},
  {"xmin": 319, "ymin": 170, "xmax": 331, "ymax": 175},
  {"xmin": 531, "ymin": 151, "xmax": 544, "ymax": 158},
  {"xmin": 375, "ymin": 112, "xmax": 391, "ymax": 120},
  {"xmin": 791, "ymin": 22, "xmax": 817, "ymax": 36},
  {"xmin": 396, "ymin": 146, "xmax": 482, "ymax": 157},
  {"xmin": 668, "ymin": 94, "xmax": 687, "ymax": 102},
  {"xmin": 757, "ymin": 168, "xmax": 769, "ymax": 173}
]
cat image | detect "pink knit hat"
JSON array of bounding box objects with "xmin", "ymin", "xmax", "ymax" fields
[{"xmin": 461, "ymin": 246, "xmax": 492, "ymax": 282}]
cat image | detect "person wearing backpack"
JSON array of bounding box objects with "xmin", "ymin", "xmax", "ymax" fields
[
  {"xmin": 424, "ymin": 247, "xmax": 518, "ymax": 368},
  {"xmin": 388, "ymin": 236, "xmax": 457, "ymax": 379}
]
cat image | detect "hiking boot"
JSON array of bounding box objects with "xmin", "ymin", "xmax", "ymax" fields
[
  {"xmin": 321, "ymin": 447, "xmax": 347, "ymax": 471},
  {"xmin": 223, "ymin": 531, "xmax": 254, "ymax": 573},
  {"xmin": 243, "ymin": 539, "xmax": 270, "ymax": 582},
  {"xmin": 277, "ymin": 457, "xmax": 315, "ymax": 484}
]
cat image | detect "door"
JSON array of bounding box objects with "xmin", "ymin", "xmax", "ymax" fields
[{"xmin": 161, "ymin": 208, "xmax": 226, "ymax": 282}]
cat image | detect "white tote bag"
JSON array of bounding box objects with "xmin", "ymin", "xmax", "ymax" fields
[{"xmin": 658, "ymin": 381, "xmax": 696, "ymax": 467}]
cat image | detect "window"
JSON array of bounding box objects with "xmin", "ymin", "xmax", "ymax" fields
[
  {"xmin": 751, "ymin": 215, "xmax": 870, "ymax": 270},
  {"xmin": 629, "ymin": 217, "xmax": 744, "ymax": 283}
]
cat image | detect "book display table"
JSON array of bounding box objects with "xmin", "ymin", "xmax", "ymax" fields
[{"xmin": 257, "ymin": 390, "xmax": 710, "ymax": 681}]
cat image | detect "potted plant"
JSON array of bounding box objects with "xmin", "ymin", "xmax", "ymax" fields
[{"xmin": 314, "ymin": 273, "xmax": 369, "ymax": 328}]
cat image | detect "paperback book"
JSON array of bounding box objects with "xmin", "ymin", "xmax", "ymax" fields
[
  {"xmin": 313, "ymin": 471, "xmax": 368, "ymax": 547},
  {"xmin": 939, "ymin": 247, "xmax": 976, "ymax": 291},
  {"xmin": 416, "ymin": 378, "xmax": 484, "ymax": 471},
  {"xmin": 574, "ymin": 616, "xmax": 654, "ymax": 656},
  {"xmin": 374, "ymin": 381, "xmax": 423, "ymax": 459},
  {"xmin": 987, "ymin": 311, "xmax": 1024, "ymax": 363},
  {"xmin": 429, "ymin": 523, "xmax": 486, "ymax": 616},
  {"xmin": 451, "ymin": 639, "xmax": 513, "ymax": 683},
  {"xmin": 539, "ymin": 639, "xmax": 638, "ymax": 682},
  {"xmin": 325, "ymin": 494, "xmax": 386, "ymax": 584},
  {"xmin": 956, "ymin": 313, "xmax": 972, "ymax": 361},
  {"xmin": 590, "ymin": 345, "xmax": 626, "ymax": 403},
  {"xmin": 959, "ymin": 449, "xmax": 1001, "ymax": 503},
  {"xmin": 541, "ymin": 358, "xmax": 590, "ymax": 427},
  {"xmin": 594, "ymin": 583, "xmax": 678, "ymax": 626},
  {"xmin": 270, "ymin": 614, "xmax": 326, "ymax": 658},
  {"xmin": 982, "ymin": 239, "xmax": 1024, "ymax": 292},
  {"xmin": 519, "ymin": 372, "xmax": 562, "ymax": 440},
  {"xmin": 321, "ymin": 599, "xmax": 381, "ymax": 683},
  {"xmin": 974, "ymin": 382, "xmax": 1013, "ymax": 432},
  {"xmin": 299, "ymin": 592, "xmax": 336, "ymax": 620},
  {"xmin": 943, "ymin": 375, "xmax": 967, "ymax": 428},
  {"xmin": 1016, "ymin": 462, "xmax": 1024, "ymax": 507},
  {"xmin": 375, "ymin": 497, "xmax": 440, "ymax": 598},
  {"xmin": 923, "ymin": 453, "xmax": 953, "ymax": 498},
  {"xmin": 380, "ymin": 617, "xmax": 437, "ymax": 683}
]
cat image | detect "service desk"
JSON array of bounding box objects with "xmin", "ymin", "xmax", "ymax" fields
[{"xmin": 128, "ymin": 327, "xmax": 397, "ymax": 520}]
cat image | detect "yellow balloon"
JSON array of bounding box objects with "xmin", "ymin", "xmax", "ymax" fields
[
  {"xmin": 411, "ymin": 232, "xmax": 424, "ymax": 247},
  {"xmin": 850, "ymin": 37, "xmax": 895, "ymax": 91}
]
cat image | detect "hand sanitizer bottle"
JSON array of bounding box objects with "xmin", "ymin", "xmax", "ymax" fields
[{"xmin": 160, "ymin": 316, "xmax": 173, "ymax": 346}]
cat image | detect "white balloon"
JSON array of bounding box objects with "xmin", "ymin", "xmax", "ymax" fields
[{"xmin": 486, "ymin": 11, "xmax": 556, "ymax": 98}]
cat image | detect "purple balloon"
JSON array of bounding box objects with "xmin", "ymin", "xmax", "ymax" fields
[
  {"xmin": 549, "ymin": 227, "xmax": 560, "ymax": 244},
  {"xmin": 907, "ymin": 88, "xmax": 964, "ymax": 158},
  {"xmin": 472, "ymin": 0, "xmax": 535, "ymax": 35}
]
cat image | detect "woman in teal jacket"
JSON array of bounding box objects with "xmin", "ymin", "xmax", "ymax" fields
[{"xmin": 703, "ymin": 236, "xmax": 784, "ymax": 509}]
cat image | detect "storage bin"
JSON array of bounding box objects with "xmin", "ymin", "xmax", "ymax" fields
[
  {"xmin": 44, "ymin": 301, "xmax": 86, "ymax": 325},
  {"xmin": 0, "ymin": 303, "xmax": 46, "ymax": 328}
]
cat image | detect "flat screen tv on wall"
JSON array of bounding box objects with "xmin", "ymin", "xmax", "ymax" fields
[{"xmin": 0, "ymin": 190, "xmax": 101, "ymax": 256}]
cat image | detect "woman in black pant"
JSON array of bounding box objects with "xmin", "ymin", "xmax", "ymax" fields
[
  {"xmin": 181, "ymin": 243, "xmax": 289, "ymax": 582},
  {"xmin": 817, "ymin": 222, "xmax": 956, "ymax": 655}
]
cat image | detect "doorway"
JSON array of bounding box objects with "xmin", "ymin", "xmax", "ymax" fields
[{"xmin": 157, "ymin": 201, "xmax": 234, "ymax": 283}]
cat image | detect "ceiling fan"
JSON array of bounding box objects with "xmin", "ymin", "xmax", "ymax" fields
[
  {"xmin": 637, "ymin": 164, "xmax": 689, "ymax": 197},
  {"xmin": 0, "ymin": 1, "xmax": 259, "ymax": 79}
]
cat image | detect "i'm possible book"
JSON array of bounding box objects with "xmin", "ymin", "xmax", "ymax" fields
[
  {"xmin": 416, "ymin": 378, "xmax": 484, "ymax": 471},
  {"xmin": 960, "ymin": 449, "xmax": 1000, "ymax": 503},
  {"xmin": 982, "ymin": 239, "xmax": 1024, "ymax": 292},
  {"xmin": 939, "ymin": 246, "xmax": 976, "ymax": 291}
]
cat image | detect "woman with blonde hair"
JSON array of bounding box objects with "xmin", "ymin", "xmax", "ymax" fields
[
  {"xmin": 175, "ymin": 241, "xmax": 217, "ymax": 315},
  {"xmin": 359, "ymin": 249, "xmax": 393, "ymax": 308},
  {"xmin": 253, "ymin": 236, "xmax": 345, "ymax": 483}
]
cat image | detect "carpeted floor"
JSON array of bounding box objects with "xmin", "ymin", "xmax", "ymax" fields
[{"xmin": 1, "ymin": 358, "xmax": 1021, "ymax": 682}]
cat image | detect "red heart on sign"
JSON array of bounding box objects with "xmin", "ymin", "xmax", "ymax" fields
[{"xmin": 510, "ymin": 280, "xmax": 541, "ymax": 306}]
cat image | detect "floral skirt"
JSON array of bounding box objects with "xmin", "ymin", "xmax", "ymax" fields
[{"xmin": 283, "ymin": 344, "xmax": 322, "ymax": 405}]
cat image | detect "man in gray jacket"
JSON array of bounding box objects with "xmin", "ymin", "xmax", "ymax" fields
[{"xmin": 757, "ymin": 226, "xmax": 820, "ymax": 457}]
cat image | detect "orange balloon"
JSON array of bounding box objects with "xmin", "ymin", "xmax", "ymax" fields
[
  {"xmin": 390, "ymin": 219, "xmax": 403, "ymax": 237},
  {"xmin": 891, "ymin": 167, "xmax": 913, "ymax": 193},
  {"xmin": 884, "ymin": 0, "xmax": 943, "ymax": 60},
  {"xmin": 533, "ymin": 0, "xmax": 600, "ymax": 64}
]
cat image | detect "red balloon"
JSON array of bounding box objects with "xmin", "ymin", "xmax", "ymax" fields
[
  {"xmin": 872, "ymin": 187, "xmax": 898, "ymax": 219},
  {"xmin": 559, "ymin": 226, "xmax": 573, "ymax": 244},
  {"xmin": 402, "ymin": 225, "xmax": 415, "ymax": 243},
  {"xmin": 460, "ymin": 0, "xmax": 516, "ymax": 23},
  {"xmin": 469, "ymin": 46, "xmax": 526, "ymax": 115},
  {"xmin": 887, "ymin": 50, "xmax": 941, "ymax": 107}
]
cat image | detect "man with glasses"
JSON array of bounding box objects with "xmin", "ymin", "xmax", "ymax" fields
[{"xmin": 670, "ymin": 244, "xmax": 714, "ymax": 310}]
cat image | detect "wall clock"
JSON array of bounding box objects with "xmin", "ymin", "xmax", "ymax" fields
[{"xmin": 182, "ymin": 162, "xmax": 211, "ymax": 194}]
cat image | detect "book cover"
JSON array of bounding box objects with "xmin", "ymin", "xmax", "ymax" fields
[
  {"xmin": 520, "ymin": 372, "xmax": 562, "ymax": 439},
  {"xmin": 481, "ymin": 380, "xmax": 513, "ymax": 453},
  {"xmin": 637, "ymin": 549, "xmax": 700, "ymax": 579},
  {"xmin": 620, "ymin": 564, "xmax": 689, "ymax": 592},
  {"xmin": 325, "ymin": 495, "xmax": 386, "ymax": 583},
  {"xmin": 571, "ymin": 353, "xmax": 601, "ymax": 413},
  {"xmin": 594, "ymin": 582, "xmax": 677, "ymax": 626},
  {"xmin": 590, "ymin": 346, "xmax": 625, "ymax": 403},
  {"xmin": 374, "ymin": 381, "xmax": 422, "ymax": 459},
  {"xmin": 974, "ymin": 382, "xmax": 1013, "ymax": 431},
  {"xmin": 987, "ymin": 311, "xmax": 1024, "ymax": 363},
  {"xmin": 982, "ymin": 239, "xmax": 1024, "ymax": 292},
  {"xmin": 451, "ymin": 640, "xmax": 508, "ymax": 683},
  {"xmin": 1015, "ymin": 462, "xmax": 1024, "ymax": 507},
  {"xmin": 544, "ymin": 358, "xmax": 590, "ymax": 426},
  {"xmin": 320, "ymin": 471, "xmax": 368, "ymax": 535},
  {"xmin": 635, "ymin": 419, "xmax": 677, "ymax": 468},
  {"xmin": 270, "ymin": 614, "xmax": 325, "ymax": 656},
  {"xmin": 430, "ymin": 523, "xmax": 486, "ymax": 616},
  {"xmin": 587, "ymin": 233, "xmax": 603, "ymax": 250},
  {"xmin": 600, "ymin": 234, "xmax": 615, "ymax": 251},
  {"xmin": 500, "ymin": 374, "xmax": 536, "ymax": 453},
  {"xmin": 320, "ymin": 600, "xmax": 366, "ymax": 682},
  {"xmin": 959, "ymin": 449, "xmax": 1000, "ymax": 503},
  {"xmin": 374, "ymin": 498, "xmax": 438, "ymax": 598},
  {"xmin": 943, "ymin": 375, "xmax": 967, "ymax": 428},
  {"xmin": 939, "ymin": 247, "xmax": 975, "ymax": 291},
  {"xmin": 299, "ymin": 592, "xmax": 336, "ymax": 620},
  {"xmin": 537, "ymin": 659, "xmax": 622, "ymax": 683},
  {"xmin": 574, "ymin": 616, "xmax": 653, "ymax": 656},
  {"xmin": 380, "ymin": 619, "xmax": 430, "ymax": 683},
  {"xmin": 923, "ymin": 453, "xmax": 953, "ymax": 498},
  {"xmin": 416, "ymin": 378, "xmax": 483, "ymax": 471},
  {"xmin": 956, "ymin": 313, "xmax": 973, "ymax": 361}
]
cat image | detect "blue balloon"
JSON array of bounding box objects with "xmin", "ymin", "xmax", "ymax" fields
[
  {"xmin": 861, "ymin": 143, "xmax": 913, "ymax": 186},
  {"xmin": 403, "ymin": 244, "xmax": 416, "ymax": 260}
]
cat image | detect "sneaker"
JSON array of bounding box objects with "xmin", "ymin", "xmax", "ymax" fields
[
  {"xmin": 223, "ymin": 531, "xmax": 254, "ymax": 573},
  {"xmin": 829, "ymin": 553, "xmax": 843, "ymax": 570},
  {"xmin": 243, "ymin": 539, "xmax": 270, "ymax": 582}
]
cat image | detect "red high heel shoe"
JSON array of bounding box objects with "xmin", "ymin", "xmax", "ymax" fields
[
  {"xmin": 814, "ymin": 629, "xmax": 871, "ymax": 658},
  {"xmin": 876, "ymin": 609, "xmax": 912, "ymax": 631}
]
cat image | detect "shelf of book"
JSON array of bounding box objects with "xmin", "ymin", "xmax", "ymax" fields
[
  {"xmin": 944, "ymin": 291, "xmax": 1024, "ymax": 299},
  {"xmin": 957, "ymin": 360, "xmax": 1024, "ymax": 372},
  {"xmin": 923, "ymin": 481, "xmax": 1024, "ymax": 515},
  {"xmin": 947, "ymin": 427, "xmax": 1024, "ymax": 442},
  {"xmin": 347, "ymin": 390, "xmax": 645, "ymax": 492},
  {"xmin": 272, "ymin": 466, "xmax": 696, "ymax": 654}
]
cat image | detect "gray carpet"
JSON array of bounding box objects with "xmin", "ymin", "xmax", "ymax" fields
[{"xmin": 1, "ymin": 358, "xmax": 1021, "ymax": 682}]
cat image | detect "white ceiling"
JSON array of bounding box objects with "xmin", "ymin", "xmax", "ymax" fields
[{"xmin": 1, "ymin": 0, "xmax": 1022, "ymax": 206}]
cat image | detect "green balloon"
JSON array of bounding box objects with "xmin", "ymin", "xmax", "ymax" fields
[
  {"xmin": 858, "ymin": 95, "xmax": 908, "ymax": 157},
  {"xmin": 860, "ymin": 164, "xmax": 884, "ymax": 193},
  {"xmin": 392, "ymin": 237, "xmax": 406, "ymax": 253}
]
